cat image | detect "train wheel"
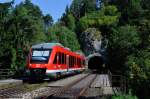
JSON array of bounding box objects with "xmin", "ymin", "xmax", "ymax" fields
[{"xmin": 56, "ymin": 72, "xmax": 61, "ymax": 79}]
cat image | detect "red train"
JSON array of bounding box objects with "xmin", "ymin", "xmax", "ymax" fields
[{"xmin": 26, "ymin": 43, "xmax": 86, "ymax": 80}]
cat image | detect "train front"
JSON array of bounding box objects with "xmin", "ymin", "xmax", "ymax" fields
[{"xmin": 26, "ymin": 43, "xmax": 52, "ymax": 80}]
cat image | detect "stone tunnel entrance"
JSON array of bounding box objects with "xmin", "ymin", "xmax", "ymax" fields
[{"xmin": 87, "ymin": 53, "xmax": 104, "ymax": 72}]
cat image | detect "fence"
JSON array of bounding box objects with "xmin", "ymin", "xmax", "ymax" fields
[
  {"xmin": 0, "ymin": 69, "xmax": 15, "ymax": 79},
  {"xmin": 108, "ymin": 70, "xmax": 127, "ymax": 94}
]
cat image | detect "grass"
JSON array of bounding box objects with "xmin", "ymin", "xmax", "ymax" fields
[
  {"xmin": 22, "ymin": 82, "xmax": 48, "ymax": 92},
  {"xmin": 0, "ymin": 81, "xmax": 49, "ymax": 92}
]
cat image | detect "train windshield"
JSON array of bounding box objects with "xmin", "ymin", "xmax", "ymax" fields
[{"xmin": 30, "ymin": 49, "xmax": 52, "ymax": 63}]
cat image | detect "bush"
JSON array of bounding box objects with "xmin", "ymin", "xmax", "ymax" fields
[{"xmin": 112, "ymin": 91, "xmax": 138, "ymax": 99}]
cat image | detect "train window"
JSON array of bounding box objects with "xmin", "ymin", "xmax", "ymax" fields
[
  {"xmin": 64, "ymin": 54, "xmax": 66, "ymax": 64},
  {"xmin": 71, "ymin": 56, "xmax": 73, "ymax": 67},
  {"xmin": 72, "ymin": 57, "xmax": 74, "ymax": 67},
  {"xmin": 81, "ymin": 60, "xmax": 83, "ymax": 67},
  {"xmin": 31, "ymin": 49, "xmax": 51, "ymax": 64},
  {"xmin": 74, "ymin": 57, "xmax": 76, "ymax": 66},
  {"xmin": 74, "ymin": 57, "xmax": 75, "ymax": 65},
  {"xmin": 76, "ymin": 58, "xmax": 78, "ymax": 65},
  {"xmin": 72, "ymin": 57, "xmax": 73, "ymax": 67},
  {"xmin": 78, "ymin": 58, "xmax": 79, "ymax": 66},
  {"xmin": 83, "ymin": 60, "xmax": 85, "ymax": 65},
  {"xmin": 71, "ymin": 56, "xmax": 72, "ymax": 67},
  {"xmin": 79, "ymin": 59, "xmax": 81, "ymax": 67},
  {"xmin": 73, "ymin": 57, "xmax": 74, "ymax": 67},
  {"xmin": 53, "ymin": 52, "xmax": 57, "ymax": 64},
  {"xmin": 80, "ymin": 60, "xmax": 82, "ymax": 67},
  {"xmin": 74, "ymin": 57, "xmax": 75, "ymax": 66},
  {"xmin": 58, "ymin": 52, "xmax": 61, "ymax": 64},
  {"xmin": 69, "ymin": 56, "xmax": 70, "ymax": 67},
  {"xmin": 72, "ymin": 57, "xmax": 73, "ymax": 66},
  {"xmin": 69, "ymin": 56, "xmax": 71, "ymax": 67},
  {"xmin": 77, "ymin": 58, "xmax": 79, "ymax": 66},
  {"xmin": 62, "ymin": 53, "xmax": 64, "ymax": 64}
]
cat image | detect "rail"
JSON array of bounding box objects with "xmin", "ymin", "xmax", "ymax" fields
[
  {"xmin": 78, "ymin": 74, "xmax": 97, "ymax": 97},
  {"xmin": 43, "ymin": 73, "xmax": 91, "ymax": 99}
]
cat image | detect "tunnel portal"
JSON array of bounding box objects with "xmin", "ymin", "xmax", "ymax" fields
[{"xmin": 87, "ymin": 53, "xmax": 104, "ymax": 71}]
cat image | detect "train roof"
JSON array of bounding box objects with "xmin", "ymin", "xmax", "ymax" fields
[
  {"xmin": 31, "ymin": 43, "xmax": 85, "ymax": 57},
  {"xmin": 31, "ymin": 43, "xmax": 63, "ymax": 49}
]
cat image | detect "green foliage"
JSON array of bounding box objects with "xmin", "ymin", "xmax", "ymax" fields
[
  {"xmin": 77, "ymin": 5, "xmax": 120, "ymax": 32},
  {"xmin": 108, "ymin": 0, "xmax": 142, "ymax": 25},
  {"xmin": 126, "ymin": 50, "xmax": 150, "ymax": 79},
  {"xmin": 66, "ymin": 14, "xmax": 76, "ymax": 31},
  {"xmin": 47, "ymin": 24, "xmax": 80, "ymax": 51},
  {"xmin": 139, "ymin": 19, "xmax": 150, "ymax": 49},
  {"xmin": 126, "ymin": 50, "xmax": 150, "ymax": 99},
  {"xmin": 70, "ymin": 0, "xmax": 96, "ymax": 19},
  {"xmin": 70, "ymin": 0, "xmax": 150, "ymax": 98},
  {"xmin": 61, "ymin": 12, "xmax": 76, "ymax": 31},
  {"xmin": 0, "ymin": 0, "xmax": 49, "ymax": 70},
  {"xmin": 112, "ymin": 91, "xmax": 138, "ymax": 99},
  {"xmin": 110, "ymin": 25, "xmax": 140, "ymax": 50},
  {"xmin": 43, "ymin": 14, "xmax": 53, "ymax": 30},
  {"xmin": 108, "ymin": 25, "xmax": 140, "ymax": 73},
  {"xmin": 10, "ymin": 48, "xmax": 16, "ymax": 69},
  {"xmin": 126, "ymin": 0, "xmax": 143, "ymax": 24},
  {"xmin": 70, "ymin": 0, "xmax": 83, "ymax": 19},
  {"xmin": 84, "ymin": 28, "xmax": 102, "ymax": 40},
  {"xmin": 0, "ymin": 2, "xmax": 14, "ymax": 68},
  {"xmin": 0, "ymin": 0, "xmax": 150, "ymax": 98}
]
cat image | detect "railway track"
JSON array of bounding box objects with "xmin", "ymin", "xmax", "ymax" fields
[
  {"xmin": 45, "ymin": 74, "xmax": 97, "ymax": 99},
  {"xmin": 0, "ymin": 86, "xmax": 25, "ymax": 98},
  {"xmin": 0, "ymin": 73, "xmax": 90, "ymax": 99},
  {"xmin": 34, "ymin": 73, "xmax": 90, "ymax": 99},
  {"xmin": 0, "ymin": 73, "xmax": 113, "ymax": 99}
]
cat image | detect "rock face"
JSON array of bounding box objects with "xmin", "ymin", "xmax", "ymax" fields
[{"xmin": 79, "ymin": 28, "xmax": 102, "ymax": 55}]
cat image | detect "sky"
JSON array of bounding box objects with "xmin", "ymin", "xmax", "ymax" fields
[{"xmin": 0, "ymin": 0, "xmax": 73, "ymax": 22}]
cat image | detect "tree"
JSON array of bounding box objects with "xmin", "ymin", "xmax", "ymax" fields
[
  {"xmin": 61, "ymin": 6, "xmax": 76, "ymax": 31},
  {"xmin": 0, "ymin": 0, "xmax": 50, "ymax": 70},
  {"xmin": 23, "ymin": 0, "xmax": 43, "ymax": 18},
  {"xmin": 70, "ymin": 0, "xmax": 83, "ymax": 20},
  {"xmin": 47, "ymin": 23, "xmax": 80, "ymax": 51},
  {"xmin": 66, "ymin": 14, "xmax": 76, "ymax": 31},
  {"xmin": 126, "ymin": 50, "xmax": 150, "ymax": 99},
  {"xmin": 109, "ymin": 0, "xmax": 144, "ymax": 25},
  {"xmin": 77, "ymin": 5, "xmax": 120, "ymax": 34},
  {"xmin": 10, "ymin": 1, "xmax": 47, "ymax": 69},
  {"xmin": 108, "ymin": 25, "xmax": 140, "ymax": 74},
  {"xmin": 0, "ymin": 1, "xmax": 14, "ymax": 68},
  {"xmin": 43, "ymin": 14, "xmax": 53, "ymax": 30},
  {"xmin": 70, "ymin": 0, "xmax": 97, "ymax": 20}
]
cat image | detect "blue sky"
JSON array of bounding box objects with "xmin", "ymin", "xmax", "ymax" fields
[{"xmin": 0, "ymin": 0, "xmax": 73, "ymax": 22}]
